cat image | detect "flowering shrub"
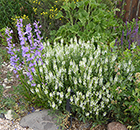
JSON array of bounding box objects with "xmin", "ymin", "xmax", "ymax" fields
[{"xmin": 6, "ymin": 20, "xmax": 139, "ymax": 126}]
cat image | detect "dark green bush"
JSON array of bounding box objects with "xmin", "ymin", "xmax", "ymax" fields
[{"xmin": 0, "ymin": 0, "xmax": 34, "ymax": 44}]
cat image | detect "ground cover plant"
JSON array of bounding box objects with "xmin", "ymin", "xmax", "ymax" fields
[{"xmin": 5, "ymin": 18, "xmax": 140, "ymax": 129}]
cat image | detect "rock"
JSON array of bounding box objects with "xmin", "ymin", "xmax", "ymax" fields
[
  {"xmin": 107, "ymin": 122, "xmax": 128, "ymax": 130},
  {"xmin": 19, "ymin": 109, "xmax": 61, "ymax": 130}
]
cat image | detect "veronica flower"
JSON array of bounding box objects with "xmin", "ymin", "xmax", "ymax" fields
[{"xmin": 121, "ymin": 30, "xmax": 124, "ymax": 46}]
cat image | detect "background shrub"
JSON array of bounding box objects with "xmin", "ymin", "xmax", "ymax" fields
[
  {"xmin": 49, "ymin": 0, "xmax": 120, "ymax": 44},
  {"xmin": 0, "ymin": 0, "xmax": 34, "ymax": 44}
]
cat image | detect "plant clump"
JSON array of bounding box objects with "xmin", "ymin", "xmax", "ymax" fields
[{"xmin": 5, "ymin": 19, "xmax": 139, "ymax": 126}]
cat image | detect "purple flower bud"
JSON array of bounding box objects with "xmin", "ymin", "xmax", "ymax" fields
[
  {"xmin": 31, "ymin": 67, "xmax": 35, "ymax": 72},
  {"xmin": 31, "ymin": 83, "xmax": 36, "ymax": 86}
]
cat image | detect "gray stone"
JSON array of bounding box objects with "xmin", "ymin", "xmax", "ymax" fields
[
  {"xmin": 107, "ymin": 122, "xmax": 128, "ymax": 130},
  {"xmin": 19, "ymin": 109, "xmax": 61, "ymax": 130}
]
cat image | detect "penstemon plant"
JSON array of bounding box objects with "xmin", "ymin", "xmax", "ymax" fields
[
  {"xmin": 6, "ymin": 19, "xmax": 45, "ymax": 101},
  {"xmin": 6, "ymin": 20, "xmax": 139, "ymax": 126}
]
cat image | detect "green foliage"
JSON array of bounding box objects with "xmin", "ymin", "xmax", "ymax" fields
[
  {"xmin": 110, "ymin": 44, "xmax": 140, "ymax": 126},
  {"xmin": 0, "ymin": 0, "xmax": 22, "ymax": 28},
  {"xmin": 0, "ymin": 27, "xmax": 7, "ymax": 46},
  {"xmin": 28, "ymin": 0, "xmax": 67, "ymax": 40},
  {"xmin": 14, "ymin": 37, "xmax": 138, "ymax": 125},
  {"xmin": 51, "ymin": 0, "xmax": 119, "ymax": 43},
  {"xmin": 0, "ymin": 0, "xmax": 34, "ymax": 44},
  {"xmin": 0, "ymin": 47, "xmax": 10, "ymax": 62}
]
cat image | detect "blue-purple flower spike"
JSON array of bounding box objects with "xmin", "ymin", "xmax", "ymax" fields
[
  {"xmin": 16, "ymin": 19, "xmax": 27, "ymax": 46},
  {"xmin": 121, "ymin": 30, "xmax": 124, "ymax": 46}
]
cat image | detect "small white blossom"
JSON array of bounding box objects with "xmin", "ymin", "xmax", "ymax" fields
[
  {"xmin": 70, "ymin": 38, "xmax": 73, "ymax": 43},
  {"xmin": 49, "ymin": 71, "xmax": 53, "ymax": 78},
  {"xmin": 114, "ymin": 75, "xmax": 118, "ymax": 83},
  {"xmin": 38, "ymin": 60, "xmax": 42, "ymax": 66},
  {"xmin": 83, "ymin": 80, "xmax": 86, "ymax": 86},
  {"xmin": 65, "ymin": 93, "xmax": 70, "ymax": 98},
  {"xmin": 70, "ymin": 60, "xmax": 73, "ymax": 66},
  {"xmin": 80, "ymin": 52, "xmax": 84, "ymax": 57},
  {"xmin": 96, "ymin": 111, "xmax": 99, "ymax": 115},
  {"xmin": 47, "ymin": 41, "xmax": 50, "ymax": 46},
  {"xmin": 103, "ymin": 112, "xmax": 107, "ymax": 116},
  {"xmin": 74, "ymin": 37, "xmax": 77, "ymax": 43},
  {"xmin": 45, "ymin": 59, "xmax": 49, "ymax": 65},
  {"xmin": 127, "ymin": 67, "xmax": 130, "ymax": 73},
  {"xmin": 111, "ymin": 54, "xmax": 117, "ymax": 62},
  {"xmin": 67, "ymin": 87, "xmax": 71, "ymax": 93},
  {"xmin": 70, "ymin": 96, "xmax": 73, "ymax": 102},
  {"xmin": 86, "ymin": 91, "xmax": 90, "ymax": 97},
  {"xmin": 94, "ymin": 77, "xmax": 98, "ymax": 86},
  {"xmin": 35, "ymin": 88, "xmax": 39, "ymax": 93},
  {"xmin": 107, "ymin": 94, "xmax": 111, "ymax": 98},
  {"xmin": 75, "ymin": 97, "xmax": 79, "ymax": 105},
  {"xmin": 123, "ymin": 63, "xmax": 127, "ymax": 69},
  {"xmin": 86, "ymin": 113, "xmax": 89, "ymax": 116},
  {"xmin": 45, "ymin": 75, "xmax": 49, "ymax": 80},
  {"xmin": 99, "ymin": 93, "xmax": 102, "ymax": 99},
  {"xmin": 60, "ymin": 92, "xmax": 64, "ymax": 98},
  {"xmin": 30, "ymin": 89, "xmax": 34, "ymax": 93},
  {"xmin": 105, "ymin": 57, "xmax": 108, "ymax": 64},
  {"xmin": 62, "ymin": 61, "xmax": 65, "ymax": 65},
  {"xmin": 44, "ymin": 89, "xmax": 48, "ymax": 95},
  {"xmin": 56, "ymin": 92, "xmax": 59, "ymax": 96},
  {"xmin": 131, "ymin": 64, "xmax": 135, "ymax": 71},
  {"xmin": 37, "ymin": 84, "xmax": 40, "ymax": 88},
  {"xmin": 59, "ymin": 100, "xmax": 62, "ymax": 104},
  {"xmin": 82, "ymin": 57, "xmax": 87, "ymax": 63},
  {"xmin": 128, "ymin": 59, "xmax": 132, "ymax": 65},
  {"xmin": 55, "ymin": 84, "xmax": 58, "ymax": 90},
  {"xmin": 39, "ymin": 67, "xmax": 43, "ymax": 73},
  {"xmin": 91, "ymin": 60, "xmax": 95, "ymax": 66},
  {"xmin": 102, "ymin": 86, "xmax": 106, "ymax": 90},
  {"xmin": 74, "ymin": 78, "xmax": 77, "ymax": 85},
  {"xmin": 106, "ymin": 89, "xmax": 109, "ymax": 94},
  {"xmin": 79, "ymin": 77, "xmax": 82, "ymax": 83},
  {"xmin": 49, "ymin": 93, "xmax": 53, "ymax": 97},
  {"xmin": 84, "ymin": 73, "xmax": 87, "ymax": 79},
  {"xmin": 99, "ymin": 77, "xmax": 103, "ymax": 86},
  {"xmin": 80, "ymin": 103, "xmax": 83, "ymax": 108},
  {"xmin": 27, "ymin": 81, "xmax": 31, "ymax": 84},
  {"xmin": 110, "ymin": 76, "xmax": 113, "ymax": 82},
  {"xmin": 52, "ymin": 102, "xmax": 55, "ymax": 108}
]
